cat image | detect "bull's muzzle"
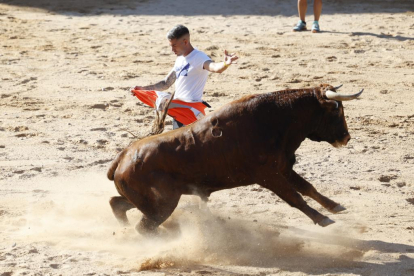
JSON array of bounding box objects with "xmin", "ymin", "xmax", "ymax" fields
[
  {"xmin": 332, "ymin": 133, "xmax": 351, "ymax": 148},
  {"xmin": 343, "ymin": 133, "xmax": 351, "ymax": 145}
]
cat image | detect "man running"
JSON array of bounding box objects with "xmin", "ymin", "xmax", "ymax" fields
[{"xmin": 131, "ymin": 24, "xmax": 238, "ymax": 129}]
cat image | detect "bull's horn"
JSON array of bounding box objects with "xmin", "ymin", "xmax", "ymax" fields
[
  {"xmin": 334, "ymin": 84, "xmax": 343, "ymax": 90},
  {"xmin": 325, "ymin": 89, "xmax": 364, "ymax": 101}
]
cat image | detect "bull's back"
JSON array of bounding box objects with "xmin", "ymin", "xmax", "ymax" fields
[{"xmin": 111, "ymin": 98, "xmax": 264, "ymax": 186}]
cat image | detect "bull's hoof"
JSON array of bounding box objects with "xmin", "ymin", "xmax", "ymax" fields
[
  {"xmin": 330, "ymin": 204, "xmax": 346, "ymax": 214},
  {"xmin": 135, "ymin": 224, "xmax": 159, "ymax": 237},
  {"xmin": 317, "ymin": 217, "xmax": 335, "ymax": 227}
]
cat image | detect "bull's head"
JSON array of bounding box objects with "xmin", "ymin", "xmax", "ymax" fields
[{"xmin": 308, "ymin": 84, "xmax": 363, "ymax": 147}]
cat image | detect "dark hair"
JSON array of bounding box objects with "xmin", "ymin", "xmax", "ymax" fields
[{"xmin": 167, "ymin": 25, "xmax": 189, "ymax": 40}]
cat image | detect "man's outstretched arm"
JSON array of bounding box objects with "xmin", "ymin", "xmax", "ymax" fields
[
  {"xmin": 131, "ymin": 69, "xmax": 176, "ymax": 93},
  {"xmin": 204, "ymin": 50, "xmax": 238, "ymax": 73}
]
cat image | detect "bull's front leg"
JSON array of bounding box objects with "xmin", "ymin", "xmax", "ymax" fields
[
  {"xmin": 261, "ymin": 176, "xmax": 335, "ymax": 227},
  {"xmin": 286, "ymin": 170, "xmax": 346, "ymax": 214}
]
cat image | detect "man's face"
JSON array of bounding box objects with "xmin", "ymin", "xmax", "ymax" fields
[{"xmin": 169, "ymin": 37, "xmax": 187, "ymax": 56}]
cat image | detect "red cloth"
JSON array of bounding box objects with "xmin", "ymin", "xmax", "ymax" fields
[{"xmin": 132, "ymin": 90, "xmax": 207, "ymax": 125}]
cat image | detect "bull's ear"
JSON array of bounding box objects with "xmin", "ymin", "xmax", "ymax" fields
[
  {"xmin": 322, "ymin": 100, "xmax": 338, "ymax": 110},
  {"xmin": 319, "ymin": 83, "xmax": 332, "ymax": 90}
]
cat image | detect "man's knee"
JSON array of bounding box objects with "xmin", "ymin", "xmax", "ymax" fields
[{"xmin": 172, "ymin": 118, "xmax": 184, "ymax": 129}]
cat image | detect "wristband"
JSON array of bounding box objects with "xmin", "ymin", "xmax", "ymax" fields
[{"xmin": 224, "ymin": 61, "xmax": 230, "ymax": 67}]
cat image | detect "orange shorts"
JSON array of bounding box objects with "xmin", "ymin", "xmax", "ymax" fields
[{"xmin": 132, "ymin": 90, "xmax": 207, "ymax": 126}]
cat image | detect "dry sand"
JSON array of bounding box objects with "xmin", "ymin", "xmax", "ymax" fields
[{"xmin": 1, "ymin": 0, "xmax": 414, "ymax": 275}]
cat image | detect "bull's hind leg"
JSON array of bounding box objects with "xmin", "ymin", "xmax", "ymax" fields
[
  {"xmin": 287, "ymin": 171, "xmax": 346, "ymax": 214},
  {"xmin": 109, "ymin": 196, "xmax": 135, "ymax": 226},
  {"xmin": 133, "ymin": 191, "xmax": 181, "ymax": 236},
  {"xmin": 262, "ymin": 178, "xmax": 335, "ymax": 227}
]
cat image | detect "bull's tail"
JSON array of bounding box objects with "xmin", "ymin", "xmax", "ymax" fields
[{"xmin": 107, "ymin": 152, "xmax": 122, "ymax": 181}]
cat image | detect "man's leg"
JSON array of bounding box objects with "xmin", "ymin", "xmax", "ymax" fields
[{"xmin": 172, "ymin": 118, "xmax": 184, "ymax": 129}]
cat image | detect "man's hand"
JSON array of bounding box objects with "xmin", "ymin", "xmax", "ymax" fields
[
  {"xmin": 204, "ymin": 50, "xmax": 239, "ymax": 73},
  {"xmin": 130, "ymin": 86, "xmax": 143, "ymax": 96},
  {"xmin": 129, "ymin": 69, "xmax": 176, "ymax": 96},
  {"xmin": 224, "ymin": 50, "xmax": 238, "ymax": 66}
]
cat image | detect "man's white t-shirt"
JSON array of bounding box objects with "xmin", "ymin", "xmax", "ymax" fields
[{"xmin": 173, "ymin": 48, "xmax": 211, "ymax": 102}]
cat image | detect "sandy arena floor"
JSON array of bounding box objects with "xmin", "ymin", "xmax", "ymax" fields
[{"xmin": 1, "ymin": 0, "xmax": 414, "ymax": 275}]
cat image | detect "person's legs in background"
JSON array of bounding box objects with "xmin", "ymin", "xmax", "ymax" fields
[{"xmin": 293, "ymin": 0, "xmax": 323, "ymax": 32}]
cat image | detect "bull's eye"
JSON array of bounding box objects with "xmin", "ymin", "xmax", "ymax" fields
[{"xmin": 331, "ymin": 108, "xmax": 340, "ymax": 116}]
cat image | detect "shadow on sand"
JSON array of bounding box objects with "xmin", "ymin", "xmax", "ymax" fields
[
  {"xmin": 319, "ymin": 30, "xmax": 414, "ymax": 41},
  {"xmin": 1, "ymin": 0, "xmax": 413, "ymax": 16},
  {"xmin": 191, "ymin": 224, "xmax": 414, "ymax": 275}
]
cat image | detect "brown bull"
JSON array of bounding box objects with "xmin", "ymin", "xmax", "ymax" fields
[{"xmin": 107, "ymin": 84, "xmax": 363, "ymax": 235}]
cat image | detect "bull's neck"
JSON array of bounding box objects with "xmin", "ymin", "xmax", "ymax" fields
[{"xmin": 256, "ymin": 89, "xmax": 322, "ymax": 153}]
